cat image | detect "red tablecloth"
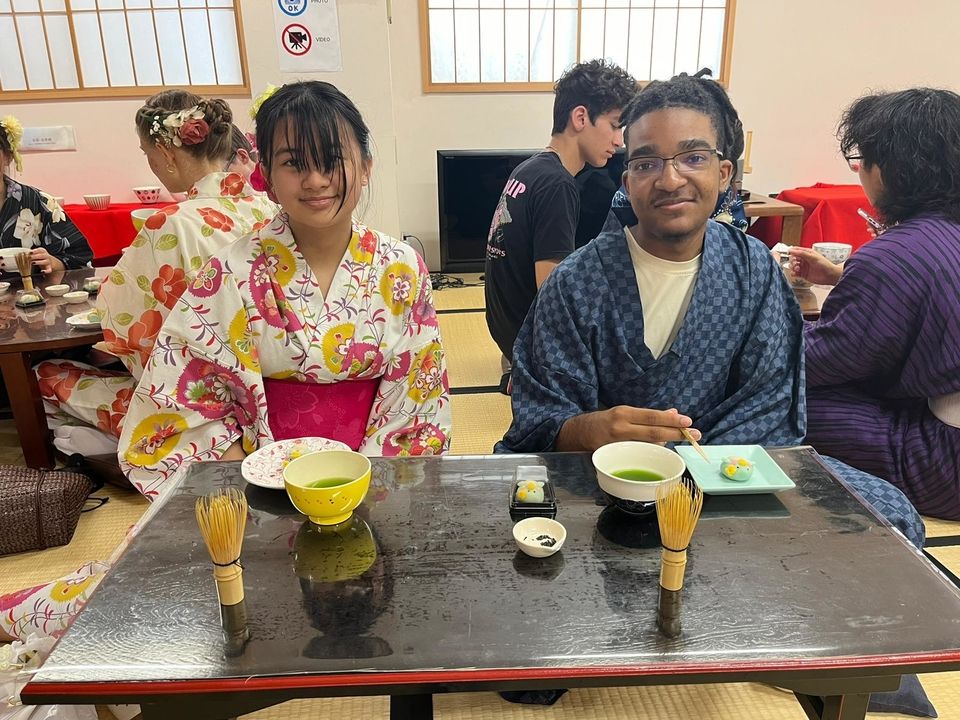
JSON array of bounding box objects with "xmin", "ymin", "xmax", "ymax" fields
[
  {"xmin": 64, "ymin": 202, "xmax": 175, "ymax": 261},
  {"xmin": 750, "ymin": 183, "xmax": 878, "ymax": 251}
]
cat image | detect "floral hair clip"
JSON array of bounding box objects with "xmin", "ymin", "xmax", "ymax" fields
[
  {"xmin": 249, "ymin": 84, "xmax": 280, "ymax": 120},
  {"xmin": 0, "ymin": 115, "xmax": 24, "ymax": 172},
  {"xmin": 149, "ymin": 104, "xmax": 210, "ymax": 148}
]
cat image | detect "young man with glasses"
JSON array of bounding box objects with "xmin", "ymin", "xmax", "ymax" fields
[{"xmin": 496, "ymin": 73, "xmax": 922, "ymax": 552}]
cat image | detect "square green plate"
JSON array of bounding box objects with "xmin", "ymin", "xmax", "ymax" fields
[{"xmin": 674, "ymin": 445, "xmax": 796, "ymax": 495}]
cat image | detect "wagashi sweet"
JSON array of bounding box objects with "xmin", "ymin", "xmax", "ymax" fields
[
  {"xmin": 720, "ymin": 456, "xmax": 754, "ymax": 482},
  {"xmin": 515, "ymin": 480, "xmax": 545, "ymax": 503}
]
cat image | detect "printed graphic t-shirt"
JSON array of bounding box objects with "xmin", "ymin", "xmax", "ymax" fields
[{"xmin": 484, "ymin": 151, "xmax": 579, "ymax": 360}]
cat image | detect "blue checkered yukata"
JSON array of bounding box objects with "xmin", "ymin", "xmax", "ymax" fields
[{"xmin": 498, "ymin": 219, "xmax": 925, "ymax": 548}]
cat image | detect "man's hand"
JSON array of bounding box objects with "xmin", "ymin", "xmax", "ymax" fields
[{"xmin": 556, "ymin": 406, "xmax": 701, "ymax": 452}]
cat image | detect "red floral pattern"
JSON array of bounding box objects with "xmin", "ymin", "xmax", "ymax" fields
[{"xmin": 151, "ymin": 264, "xmax": 187, "ymax": 309}]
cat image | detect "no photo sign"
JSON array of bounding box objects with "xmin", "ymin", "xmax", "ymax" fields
[{"xmin": 274, "ymin": 0, "xmax": 342, "ymax": 72}]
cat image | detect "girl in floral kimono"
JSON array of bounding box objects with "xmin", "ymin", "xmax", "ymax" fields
[
  {"xmin": 0, "ymin": 114, "xmax": 92, "ymax": 276},
  {"xmin": 120, "ymin": 81, "xmax": 451, "ymax": 499},
  {"xmin": 36, "ymin": 92, "xmax": 277, "ymax": 454}
]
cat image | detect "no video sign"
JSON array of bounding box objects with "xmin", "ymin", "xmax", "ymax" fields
[{"xmin": 273, "ymin": 0, "xmax": 342, "ymax": 72}]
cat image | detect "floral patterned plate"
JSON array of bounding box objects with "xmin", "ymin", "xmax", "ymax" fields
[{"xmin": 241, "ymin": 437, "xmax": 350, "ymax": 490}]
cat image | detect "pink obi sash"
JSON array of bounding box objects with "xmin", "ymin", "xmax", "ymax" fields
[{"xmin": 263, "ymin": 377, "xmax": 380, "ymax": 450}]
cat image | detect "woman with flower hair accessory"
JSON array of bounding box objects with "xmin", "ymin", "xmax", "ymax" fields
[
  {"xmin": 0, "ymin": 114, "xmax": 92, "ymax": 276},
  {"xmin": 34, "ymin": 91, "xmax": 277, "ymax": 457},
  {"xmin": 119, "ymin": 81, "xmax": 451, "ymax": 500}
]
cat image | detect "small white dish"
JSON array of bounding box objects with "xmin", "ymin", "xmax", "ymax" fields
[
  {"xmin": 83, "ymin": 194, "xmax": 111, "ymax": 210},
  {"xmin": 66, "ymin": 311, "xmax": 101, "ymax": 330},
  {"xmin": 63, "ymin": 290, "xmax": 89, "ymax": 304},
  {"xmin": 0, "ymin": 282, "xmax": 9, "ymax": 293},
  {"xmin": 513, "ymin": 517, "xmax": 566, "ymax": 558},
  {"xmin": 241, "ymin": 437, "xmax": 351, "ymax": 490},
  {"xmin": 45, "ymin": 284, "xmax": 70, "ymax": 297}
]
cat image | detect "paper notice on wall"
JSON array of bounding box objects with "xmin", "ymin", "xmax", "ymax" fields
[{"xmin": 274, "ymin": 0, "xmax": 342, "ymax": 73}]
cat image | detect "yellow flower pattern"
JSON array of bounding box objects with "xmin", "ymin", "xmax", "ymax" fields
[{"xmin": 379, "ymin": 262, "xmax": 418, "ymax": 316}]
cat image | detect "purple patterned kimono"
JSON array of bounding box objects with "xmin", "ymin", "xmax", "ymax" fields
[{"xmin": 804, "ymin": 215, "xmax": 960, "ymax": 519}]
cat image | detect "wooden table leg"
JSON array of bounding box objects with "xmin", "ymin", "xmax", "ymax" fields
[
  {"xmin": 782, "ymin": 215, "xmax": 803, "ymax": 246},
  {"xmin": 0, "ymin": 351, "xmax": 54, "ymax": 469}
]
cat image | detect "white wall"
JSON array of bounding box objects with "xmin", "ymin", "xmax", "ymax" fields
[{"xmin": 4, "ymin": 0, "xmax": 959, "ymax": 269}]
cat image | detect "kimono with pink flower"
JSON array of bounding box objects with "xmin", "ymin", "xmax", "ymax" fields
[
  {"xmin": 119, "ymin": 218, "xmax": 451, "ymax": 499},
  {"xmin": 36, "ymin": 171, "xmax": 277, "ymax": 439}
]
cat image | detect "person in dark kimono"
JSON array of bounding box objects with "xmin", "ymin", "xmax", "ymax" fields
[
  {"xmin": 0, "ymin": 115, "xmax": 93, "ymax": 276},
  {"xmin": 499, "ymin": 72, "xmax": 922, "ymax": 541},
  {"xmin": 790, "ymin": 88, "xmax": 960, "ymax": 520}
]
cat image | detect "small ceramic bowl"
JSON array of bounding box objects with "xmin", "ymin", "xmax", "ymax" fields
[
  {"xmin": 284, "ymin": 449, "xmax": 372, "ymax": 526},
  {"xmin": 131, "ymin": 208, "xmax": 156, "ymax": 232},
  {"xmin": 83, "ymin": 194, "xmax": 111, "ymax": 210},
  {"xmin": 513, "ymin": 517, "xmax": 566, "ymax": 558},
  {"xmin": 0, "ymin": 282, "xmax": 9, "ymax": 293},
  {"xmin": 812, "ymin": 242, "xmax": 852, "ymax": 265},
  {"xmin": 64, "ymin": 290, "xmax": 89, "ymax": 304},
  {"xmin": 133, "ymin": 186, "xmax": 162, "ymax": 204},
  {"xmin": 0, "ymin": 247, "xmax": 30, "ymax": 273},
  {"xmin": 45, "ymin": 284, "xmax": 70, "ymax": 297},
  {"xmin": 82, "ymin": 279, "xmax": 102, "ymax": 294},
  {"xmin": 592, "ymin": 441, "xmax": 686, "ymax": 504}
]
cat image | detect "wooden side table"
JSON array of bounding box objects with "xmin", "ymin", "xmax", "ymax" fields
[{"xmin": 742, "ymin": 192, "xmax": 804, "ymax": 246}]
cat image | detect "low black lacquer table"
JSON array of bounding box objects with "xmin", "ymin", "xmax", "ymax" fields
[{"xmin": 22, "ymin": 448, "xmax": 960, "ymax": 720}]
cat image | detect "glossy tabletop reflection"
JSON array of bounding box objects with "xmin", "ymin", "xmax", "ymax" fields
[{"xmin": 26, "ymin": 448, "xmax": 960, "ymax": 692}]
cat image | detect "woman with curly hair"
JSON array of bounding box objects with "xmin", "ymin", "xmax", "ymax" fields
[
  {"xmin": 36, "ymin": 90, "xmax": 277, "ymax": 456},
  {"xmin": 791, "ymin": 88, "xmax": 960, "ymax": 519}
]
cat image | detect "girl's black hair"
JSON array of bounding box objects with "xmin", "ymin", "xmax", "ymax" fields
[
  {"xmin": 622, "ymin": 68, "xmax": 744, "ymax": 175},
  {"xmin": 838, "ymin": 88, "xmax": 960, "ymax": 225},
  {"xmin": 255, "ymin": 81, "xmax": 371, "ymax": 213}
]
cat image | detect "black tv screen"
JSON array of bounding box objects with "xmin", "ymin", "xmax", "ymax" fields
[{"xmin": 437, "ymin": 149, "xmax": 626, "ymax": 273}]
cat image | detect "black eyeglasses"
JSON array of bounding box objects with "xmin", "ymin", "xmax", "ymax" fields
[
  {"xmin": 844, "ymin": 153, "xmax": 864, "ymax": 172},
  {"xmin": 626, "ymin": 148, "xmax": 724, "ymax": 178}
]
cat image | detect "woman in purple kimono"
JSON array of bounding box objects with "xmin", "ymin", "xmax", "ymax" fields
[{"xmin": 791, "ymin": 88, "xmax": 960, "ymax": 520}]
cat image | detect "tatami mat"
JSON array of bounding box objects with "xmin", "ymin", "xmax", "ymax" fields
[
  {"xmin": 432, "ymin": 273, "xmax": 485, "ymax": 312},
  {"xmin": 438, "ymin": 312, "xmax": 504, "ymax": 390},
  {"xmin": 923, "ymin": 516, "xmax": 960, "ymax": 539},
  {"xmin": 0, "ymin": 484, "xmax": 147, "ymax": 596},
  {"xmin": 449, "ymin": 392, "xmax": 512, "ymax": 455},
  {"xmin": 243, "ymin": 675, "xmax": 960, "ymax": 719}
]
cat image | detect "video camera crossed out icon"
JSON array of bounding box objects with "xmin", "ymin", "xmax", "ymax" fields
[{"xmin": 282, "ymin": 23, "xmax": 312, "ymax": 56}]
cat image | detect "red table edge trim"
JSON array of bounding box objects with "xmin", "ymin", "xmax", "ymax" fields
[{"xmin": 21, "ymin": 650, "xmax": 960, "ymax": 698}]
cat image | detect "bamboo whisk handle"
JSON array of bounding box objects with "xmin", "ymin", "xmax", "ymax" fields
[
  {"xmin": 213, "ymin": 564, "xmax": 245, "ymax": 606},
  {"xmin": 657, "ymin": 586, "xmax": 682, "ymax": 638}
]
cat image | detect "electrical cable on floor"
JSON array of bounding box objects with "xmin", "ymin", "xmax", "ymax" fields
[{"xmin": 402, "ymin": 234, "xmax": 485, "ymax": 290}]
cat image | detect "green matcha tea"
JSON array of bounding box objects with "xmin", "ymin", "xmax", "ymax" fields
[
  {"xmin": 307, "ymin": 477, "xmax": 354, "ymax": 489},
  {"xmin": 612, "ymin": 469, "xmax": 665, "ymax": 482}
]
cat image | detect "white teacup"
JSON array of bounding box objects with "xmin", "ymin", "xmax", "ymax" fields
[
  {"xmin": 812, "ymin": 242, "xmax": 852, "ymax": 265},
  {"xmin": 592, "ymin": 441, "xmax": 686, "ymax": 504}
]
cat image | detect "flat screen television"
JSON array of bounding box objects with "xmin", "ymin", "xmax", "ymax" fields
[{"xmin": 437, "ymin": 149, "xmax": 626, "ymax": 273}]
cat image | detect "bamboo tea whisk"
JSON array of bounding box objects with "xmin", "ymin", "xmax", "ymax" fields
[
  {"xmin": 196, "ymin": 488, "xmax": 248, "ymax": 606},
  {"xmin": 655, "ymin": 478, "xmax": 703, "ymax": 638},
  {"xmin": 14, "ymin": 250, "xmax": 34, "ymax": 292}
]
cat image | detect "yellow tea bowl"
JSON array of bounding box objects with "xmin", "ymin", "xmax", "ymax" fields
[{"xmin": 284, "ymin": 449, "xmax": 371, "ymax": 526}]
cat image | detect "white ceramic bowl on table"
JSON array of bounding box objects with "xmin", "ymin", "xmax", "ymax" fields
[
  {"xmin": 63, "ymin": 290, "xmax": 89, "ymax": 304},
  {"xmin": 512, "ymin": 517, "xmax": 566, "ymax": 558},
  {"xmin": 0, "ymin": 247, "xmax": 30, "ymax": 273},
  {"xmin": 45, "ymin": 284, "xmax": 70, "ymax": 296},
  {"xmin": 83, "ymin": 194, "xmax": 111, "ymax": 210},
  {"xmin": 592, "ymin": 441, "xmax": 686, "ymax": 504},
  {"xmin": 132, "ymin": 186, "xmax": 162, "ymax": 204}
]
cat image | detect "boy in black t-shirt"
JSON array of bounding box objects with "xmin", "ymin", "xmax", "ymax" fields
[{"xmin": 485, "ymin": 59, "xmax": 635, "ymax": 393}]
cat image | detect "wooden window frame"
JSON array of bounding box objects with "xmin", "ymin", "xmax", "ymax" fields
[
  {"xmin": 0, "ymin": 0, "xmax": 250, "ymax": 101},
  {"xmin": 418, "ymin": 0, "xmax": 736, "ymax": 94}
]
